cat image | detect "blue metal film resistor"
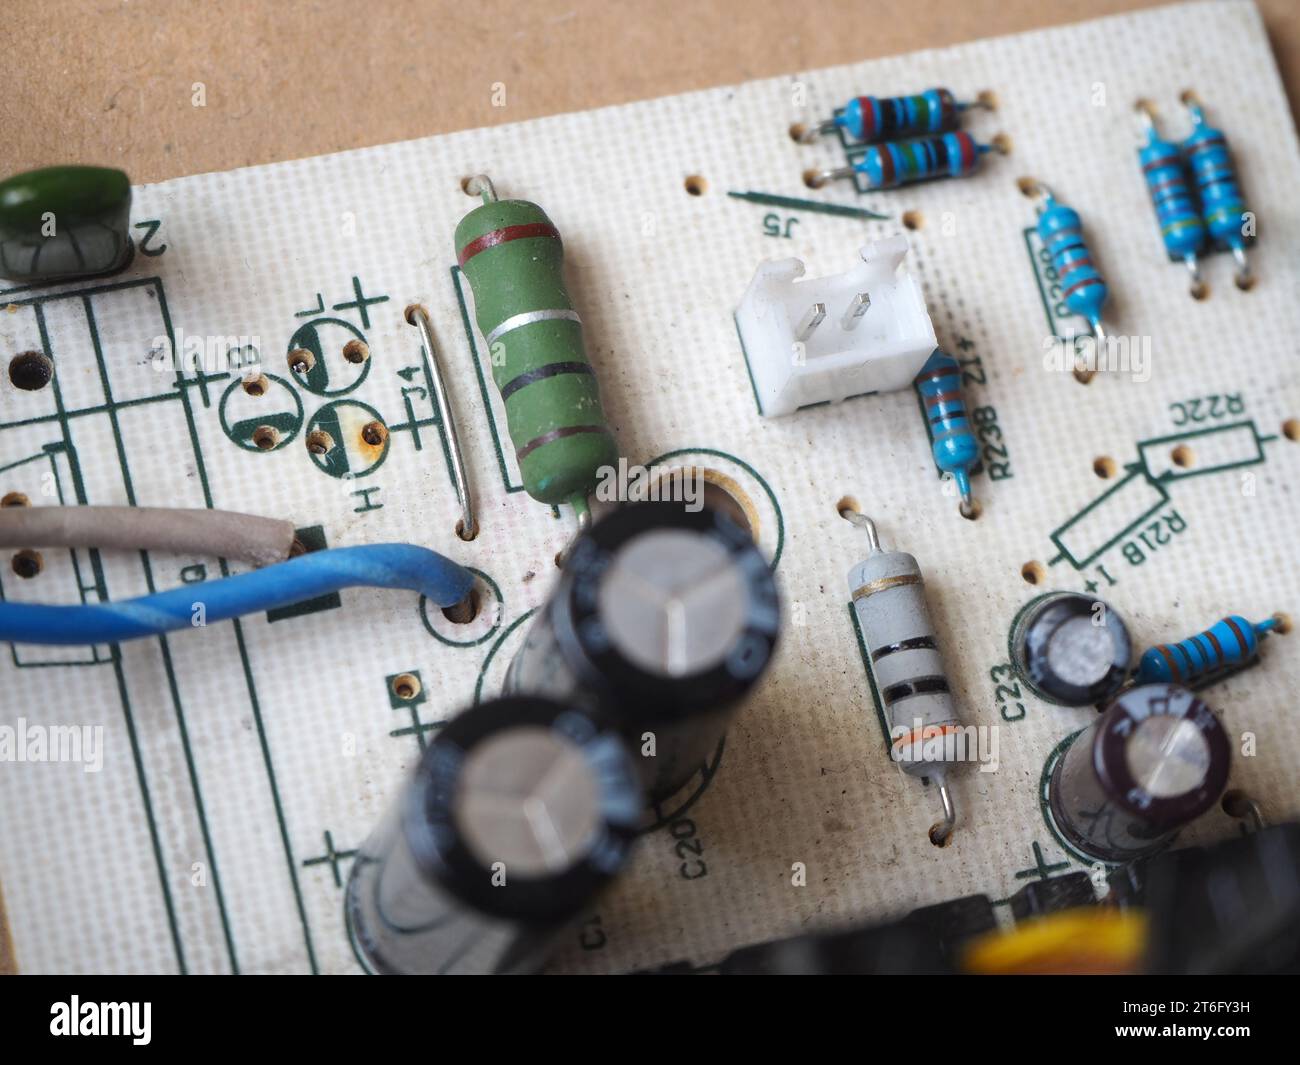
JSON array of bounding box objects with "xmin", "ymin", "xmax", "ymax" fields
[
  {"xmin": 1136, "ymin": 103, "xmax": 1205, "ymax": 293},
  {"xmin": 914, "ymin": 349, "xmax": 979, "ymax": 517},
  {"xmin": 1137, "ymin": 615, "xmax": 1280, "ymax": 685},
  {"xmin": 813, "ymin": 130, "xmax": 999, "ymax": 188},
  {"xmin": 1181, "ymin": 93, "xmax": 1252, "ymax": 286},
  {"xmin": 798, "ymin": 87, "xmax": 990, "ymax": 145},
  {"xmin": 1031, "ymin": 183, "xmax": 1108, "ymax": 343}
]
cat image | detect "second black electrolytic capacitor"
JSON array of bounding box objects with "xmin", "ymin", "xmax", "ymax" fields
[
  {"xmin": 506, "ymin": 500, "xmax": 781, "ymax": 802},
  {"xmin": 344, "ymin": 695, "xmax": 642, "ymax": 975}
]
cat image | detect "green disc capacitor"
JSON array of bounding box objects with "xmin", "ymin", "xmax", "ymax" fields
[
  {"xmin": 0, "ymin": 166, "xmax": 133, "ymax": 283},
  {"xmin": 455, "ymin": 178, "xmax": 617, "ymax": 519}
]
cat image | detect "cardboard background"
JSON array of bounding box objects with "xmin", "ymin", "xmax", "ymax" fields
[{"xmin": 3, "ymin": 0, "xmax": 1298, "ymax": 184}]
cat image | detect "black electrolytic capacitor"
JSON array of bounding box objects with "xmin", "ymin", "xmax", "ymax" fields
[
  {"xmin": 1011, "ymin": 591, "xmax": 1132, "ymax": 705},
  {"xmin": 506, "ymin": 501, "xmax": 781, "ymax": 802},
  {"xmin": 344, "ymin": 695, "xmax": 642, "ymax": 975},
  {"xmin": 1049, "ymin": 683, "xmax": 1230, "ymax": 863}
]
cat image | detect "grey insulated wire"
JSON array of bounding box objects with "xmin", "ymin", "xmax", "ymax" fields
[{"xmin": 0, "ymin": 506, "xmax": 298, "ymax": 567}]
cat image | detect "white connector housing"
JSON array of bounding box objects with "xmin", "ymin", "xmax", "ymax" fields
[{"xmin": 735, "ymin": 235, "xmax": 937, "ymax": 417}]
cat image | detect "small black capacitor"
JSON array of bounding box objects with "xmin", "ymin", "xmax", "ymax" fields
[
  {"xmin": 902, "ymin": 895, "xmax": 998, "ymax": 963},
  {"xmin": 1049, "ymin": 683, "xmax": 1230, "ymax": 863},
  {"xmin": 1011, "ymin": 591, "xmax": 1132, "ymax": 705},
  {"xmin": 344, "ymin": 695, "xmax": 641, "ymax": 974},
  {"xmin": 506, "ymin": 500, "xmax": 781, "ymax": 802},
  {"xmin": 1008, "ymin": 871, "xmax": 1097, "ymax": 921}
]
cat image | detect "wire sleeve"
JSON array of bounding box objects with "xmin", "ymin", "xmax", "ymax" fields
[{"xmin": 0, "ymin": 506, "xmax": 297, "ymax": 566}]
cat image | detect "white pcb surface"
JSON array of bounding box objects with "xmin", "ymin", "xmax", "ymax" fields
[{"xmin": 1, "ymin": 0, "xmax": 1298, "ymax": 974}]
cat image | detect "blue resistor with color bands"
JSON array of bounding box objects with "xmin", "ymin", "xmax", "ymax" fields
[
  {"xmin": 914, "ymin": 349, "xmax": 979, "ymax": 516},
  {"xmin": 1035, "ymin": 188, "xmax": 1108, "ymax": 342},
  {"xmin": 815, "ymin": 130, "xmax": 993, "ymax": 189},
  {"xmin": 1137, "ymin": 108, "xmax": 1205, "ymax": 289},
  {"xmin": 844, "ymin": 89, "xmax": 957, "ymax": 142},
  {"xmin": 802, "ymin": 88, "xmax": 983, "ymax": 144},
  {"xmin": 1183, "ymin": 98, "xmax": 1252, "ymax": 283},
  {"xmin": 1137, "ymin": 615, "xmax": 1279, "ymax": 685}
]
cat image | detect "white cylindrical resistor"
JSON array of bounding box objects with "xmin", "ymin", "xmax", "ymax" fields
[{"xmin": 847, "ymin": 512, "xmax": 962, "ymax": 843}]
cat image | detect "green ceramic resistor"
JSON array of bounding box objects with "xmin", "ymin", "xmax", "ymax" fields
[
  {"xmin": 454, "ymin": 177, "xmax": 617, "ymax": 520},
  {"xmin": 0, "ymin": 166, "xmax": 133, "ymax": 283}
]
